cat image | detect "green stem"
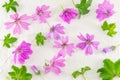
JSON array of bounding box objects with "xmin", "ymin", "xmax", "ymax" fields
[
  {"xmin": 72, "ymin": 0, "xmax": 75, "ymax": 7},
  {"xmin": 82, "ymin": 74, "xmax": 87, "ymax": 80},
  {"xmin": 60, "ymin": 4, "xmax": 64, "ymax": 11},
  {"xmin": 46, "ymin": 21, "xmax": 51, "ymax": 27}
]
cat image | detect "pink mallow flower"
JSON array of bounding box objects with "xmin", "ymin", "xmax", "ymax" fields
[
  {"xmin": 102, "ymin": 46, "xmax": 116, "ymax": 53},
  {"xmin": 96, "ymin": 0, "xmax": 114, "ymax": 21},
  {"xmin": 31, "ymin": 65, "xmax": 40, "ymax": 75},
  {"xmin": 32, "ymin": 5, "xmax": 51, "ymax": 23},
  {"xmin": 60, "ymin": 8, "xmax": 78, "ymax": 24},
  {"xmin": 46, "ymin": 24, "xmax": 65, "ymax": 40},
  {"xmin": 76, "ymin": 34, "xmax": 99, "ymax": 55},
  {"xmin": 12, "ymin": 41, "xmax": 32, "ymax": 64},
  {"xmin": 5, "ymin": 13, "xmax": 30, "ymax": 34},
  {"xmin": 54, "ymin": 36, "xmax": 74, "ymax": 57},
  {"xmin": 44, "ymin": 55, "xmax": 65, "ymax": 75}
]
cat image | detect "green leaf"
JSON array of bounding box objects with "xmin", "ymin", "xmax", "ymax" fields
[
  {"xmin": 97, "ymin": 59, "xmax": 120, "ymax": 80},
  {"xmin": 2, "ymin": 0, "xmax": 19, "ymax": 12},
  {"xmin": 72, "ymin": 66, "xmax": 91, "ymax": 79},
  {"xmin": 81, "ymin": 66, "xmax": 91, "ymax": 74},
  {"xmin": 75, "ymin": 0, "xmax": 92, "ymax": 18},
  {"xmin": 35, "ymin": 32, "xmax": 46, "ymax": 46},
  {"xmin": 3, "ymin": 33, "xmax": 17, "ymax": 48},
  {"xmin": 72, "ymin": 71, "xmax": 81, "ymax": 78},
  {"xmin": 8, "ymin": 65, "xmax": 32, "ymax": 80},
  {"xmin": 101, "ymin": 21, "xmax": 117, "ymax": 37},
  {"xmin": 114, "ymin": 59, "xmax": 120, "ymax": 77}
]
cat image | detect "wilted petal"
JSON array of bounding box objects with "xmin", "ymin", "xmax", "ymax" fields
[{"xmin": 44, "ymin": 66, "xmax": 51, "ymax": 73}]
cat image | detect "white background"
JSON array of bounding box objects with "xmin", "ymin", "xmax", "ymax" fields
[{"xmin": 0, "ymin": 0, "xmax": 120, "ymax": 80}]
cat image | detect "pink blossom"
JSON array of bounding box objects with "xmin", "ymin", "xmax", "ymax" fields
[
  {"xmin": 31, "ymin": 65, "xmax": 40, "ymax": 75},
  {"xmin": 76, "ymin": 33, "xmax": 99, "ymax": 55},
  {"xmin": 46, "ymin": 24, "xmax": 65, "ymax": 40},
  {"xmin": 5, "ymin": 13, "xmax": 30, "ymax": 34},
  {"xmin": 102, "ymin": 46, "xmax": 116, "ymax": 53},
  {"xmin": 32, "ymin": 5, "xmax": 51, "ymax": 23},
  {"xmin": 12, "ymin": 41, "xmax": 32, "ymax": 64},
  {"xmin": 60, "ymin": 8, "xmax": 78, "ymax": 24},
  {"xmin": 44, "ymin": 55, "xmax": 65, "ymax": 75},
  {"xmin": 96, "ymin": 0, "xmax": 114, "ymax": 21},
  {"xmin": 54, "ymin": 36, "xmax": 74, "ymax": 57}
]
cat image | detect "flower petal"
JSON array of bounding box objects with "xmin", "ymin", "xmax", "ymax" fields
[
  {"xmin": 76, "ymin": 42, "xmax": 86, "ymax": 50},
  {"xmin": 85, "ymin": 45, "xmax": 93, "ymax": 55},
  {"xmin": 77, "ymin": 34, "xmax": 86, "ymax": 41},
  {"xmin": 92, "ymin": 41, "xmax": 100, "ymax": 49},
  {"xmin": 4, "ymin": 22, "xmax": 14, "ymax": 29},
  {"xmin": 86, "ymin": 33, "xmax": 94, "ymax": 41},
  {"xmin": 10, "ymin": 13, "xmax": 19, "ymax": 20},
  {"xmin": 44, "ymin": 66, "xmax": 51, "ymax": 73},
  {"xmin": 53, "ymin": 41, "xmax": 61, "ymax": 48},
  {"xmin": 13, "ymin": 24, "xmax": 21, "ymax": 34},
  {"xmin": 61, "ymin": 36, "xmax": 68, "ymax": 44},
  {"xmin": 20, "ymin": 22, "xmax": 30, "ymax": 30},
  {"xmin": 53, "ymin": 32, "xmax": 60, "ymax": 40},
  {"xmin": 53, "ymin": 66, "xmax": 61, "ymax": 75}
]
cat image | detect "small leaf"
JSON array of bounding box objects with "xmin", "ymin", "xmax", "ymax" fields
[
  {"xmin": 3, "ymin": 33, "xmax": 17, "ymax": 48},
  {"xmin": 2, "ymin": 0, "xmax": 19, "ymax": 12},
  {"xmin": 81, "ymin": 66, "xmax": 91, "ymax": 74},
  {"xmin": 35, "ymin": 32, "xmax": 46, "ymax": 46},
  {"xmin": 72, "ymin": 66, "xmax": 91, "ymax": 79},
  {"xmin": 101, "ymin": 21, "xmax": 117, "ymax": 37},
  {"xmin": 72, "ymin": 71, "xmax": 81, "ymax": 78},
  {"xmin": 75, "ymin": 0, "xmax": 92, "ymax": 18},
  {"xmin": 8, "ymin": 65, "xmax": 32, "ymax": 80},
  {"xmin": 114, "ymin": 59, "xmax": 120, "ymax": 77},
  {"xmin": 97, "ymin": 59, "xmax": 120, "ymax": 80}
]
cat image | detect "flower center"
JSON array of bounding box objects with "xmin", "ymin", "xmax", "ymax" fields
[
  {"xmin": 50, "ymin": 27, "xmax": 55, "ymax": 32},
  {"xmin": 104, "ymin": 10, "xmax": 110, "ymax": 16},
  {"xmin": 14, "ymin": 18, "xmax": 20, "ymax": 23},
  {"xmin": 37, "ymin": 10, "xmax": 43, "ymax": 16},
  {"xmin": 64, "ymin": 11, "xmax": 69, "ymax": 15},
  {"xmin": 16, "ymin": 48, "xmax": 22, "ymax": 54},
  {"xmin": 86, "ymin": 40, "xmax": 92, "ymax": 45},
  {"xmin": 62, "ymin": 43, "xmax": 67, "ymax": 48}
]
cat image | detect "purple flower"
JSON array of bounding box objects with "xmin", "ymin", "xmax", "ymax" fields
[
  {"xmin": 44, "ymin": 55, "xmax": 65, "ymax": 75},
  {"xmin": 54, "ymin": 36, "xmax": 74, "ymax": 57},
  {"xmin": 31, "ymin": 65, "xmax": 40, "ymax": 75},
  {"xmin": 46, "ymin": 24, "xmax": 65, "ymax": 40},
  {"xmin": 60, "ymin": 8, "xmax": 78, "ymax": 24},
  {"xmin": 32, "ymin": 5, "xmax": 51, "ymax": 23},
  {"xmin": 5, "ymin": 13, "xmax": 30, "ymax": 34},
  {"xmin": 102, "ymin": 46, "xmax": 116, "ymax": 53},
  {"xmin": 76, "ymin": 33, "xmax": 99, "ymax": 55},
  {"xmin": 96, "ymin": 0, "xmax": 114, "ymax": 21},
  {"xmin": 12, "ymin": 41, "xmax": 32, "ymax": 64}
]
